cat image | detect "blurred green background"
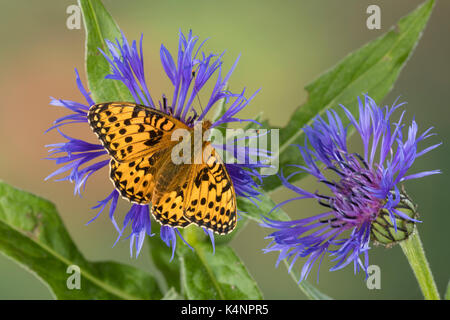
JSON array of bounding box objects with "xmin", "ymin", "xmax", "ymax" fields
[{"xmin": 0, "ymin": 0, "xmax": 448, "ymax": 299}]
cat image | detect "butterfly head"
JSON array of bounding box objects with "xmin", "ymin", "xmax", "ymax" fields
[
  {"xmin": 202, "ymin": 120, "xmax": 213, "ymax": 131},
  {"xmin": 198, "ymin": 120, "xmax": 213, "ymax": 143}
]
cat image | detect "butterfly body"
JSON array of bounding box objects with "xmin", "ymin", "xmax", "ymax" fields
[{"xmin": 88, "ymin": 102, "xmax": 237, "ymax": 235}]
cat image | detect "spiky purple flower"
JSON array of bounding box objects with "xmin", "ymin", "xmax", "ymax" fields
[
  {"xmin": 46, "ymin": 31, "xmax": 266, "ymax": 258},
  {"xmin": 262, "ymin": 95, "xmax": 441, "ymax": 281}
]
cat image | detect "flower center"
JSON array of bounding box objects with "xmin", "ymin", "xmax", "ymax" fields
[{"xmin": 317, "ymin": 153, "xmax": 382, "ymax": 228}]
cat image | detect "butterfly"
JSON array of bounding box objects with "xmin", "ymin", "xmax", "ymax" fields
[{"xmin": 87, "ymin": 102, "xmax": 237, "ymax": 235}]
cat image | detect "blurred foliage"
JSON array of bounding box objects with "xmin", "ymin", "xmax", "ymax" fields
[{"xmin": 0, "ymin": 181, "xmax": 162, "ymax": 299}]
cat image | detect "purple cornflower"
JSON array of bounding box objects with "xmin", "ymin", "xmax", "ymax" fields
[
  {"xmin": 262, "ymin": 95, "xmax": 441, "ymax": 281},
  {"xmin": 45, "ymin": 30, "xmax": 266, "ymax": 258}
]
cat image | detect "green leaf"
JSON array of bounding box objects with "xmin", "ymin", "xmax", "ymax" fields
[
  {"xmin": 78, "ymin": 0, "xmax": 134, "ymax": 103},
  {"xmin": 161, "ymin": 287, "xmax": 184, "ymax": 300},
  {"xmin": 150, "ymin": 224, "xmax": 263, "ymax": 299},
  {"xmin": 445, "ymin": 280, "xmax": 450, "ymax": 300},
  {"xmin": 0, "ymin": 181, "xmax": 162, "ymax": 300},
  {"xmin": 237, "ymin": 191, "xmax": 332, "ymax": 300},
  {"xmin": 179, "ymin": 239, "xmax": 263, "ymax": 300},
  {"xmin": 237, "ymin": 194, "xmax": 289, "ymax": 223},
  {"xmin": 263, "ymin": 0, "xmax": 435, "ymax": 191}
]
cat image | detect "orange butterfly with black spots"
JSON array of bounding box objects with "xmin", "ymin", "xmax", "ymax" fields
[{"xmin": 88, "ymin": 102, "xmax": 237, "ymax": 235}]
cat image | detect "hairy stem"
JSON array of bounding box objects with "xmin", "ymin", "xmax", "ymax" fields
[{"xmin": 400, "ymin": 229, "xmax": 440, "ymax": 300}]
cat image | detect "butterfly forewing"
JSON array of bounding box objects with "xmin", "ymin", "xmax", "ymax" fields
[{"xmin": 88, "ymin": 102, "xmax": 187, "ymax": 162}]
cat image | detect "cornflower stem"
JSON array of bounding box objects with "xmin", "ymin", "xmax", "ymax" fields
[{"xmin": 400, "ymin": 228, "xmax": 440, "ymax": 300}]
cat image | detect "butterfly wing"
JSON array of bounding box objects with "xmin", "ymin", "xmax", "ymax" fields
[
  {"xmin": 88, "ymin": 102, "xmax": 188, "ymax": 162},
  {"xmin": 109, "ymin": 150, "xmax": 162, "ymax": 204},
  {"xmin": 110, "ymin": 147, "xmax": 192, "ymax": 227},
  {"xmin": 88, "ymin": 102, "xmax": 193, "ymax": 228},
  {"xmin": 183, "ymin": 146, "xmax": 237, "ymax": 235},
  {"xmin": 151, "ymin": 170, "xmax": 193, "ymax": 228},
  {"xmin": 149, "ymin": 145, "xmax": 237, "ymax": 233}
]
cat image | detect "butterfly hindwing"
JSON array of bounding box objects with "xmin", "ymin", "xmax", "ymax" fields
[
  {"xmin": 151, "ymin": 182, "xmax": 192, "ymax": 228},
  {"xmin": 88, "ymin": 102, "xmax": 187, "ymax": 162},
  {"xmin": 184, "ymin": 148, "xmax": 237, "ymax": 234},
  {"xmin": 110, "ymin": 150, "xmax": 164, "ymax": 203}
]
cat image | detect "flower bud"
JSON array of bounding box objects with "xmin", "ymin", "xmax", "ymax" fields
[{"xmin": 371, "ymin": 189, "xmax": 418, "ymax": 247}]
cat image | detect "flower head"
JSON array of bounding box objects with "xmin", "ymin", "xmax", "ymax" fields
[
  {"xmin": 262, "ymin": 95, "xmax": 441, "ymax": 281},
  {"xmin": 46, "ymin": 30, "xmax": 266, "ymax": 257}
]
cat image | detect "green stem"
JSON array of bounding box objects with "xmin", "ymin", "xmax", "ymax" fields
[{"xmin": 400, "ymin": 229, "xmax": 440, "ymax": 300}]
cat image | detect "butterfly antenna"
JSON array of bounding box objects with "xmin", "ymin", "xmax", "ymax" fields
[{"xmin": 192, "ymin": 70, "xmax": 204, "ymax": 117}]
